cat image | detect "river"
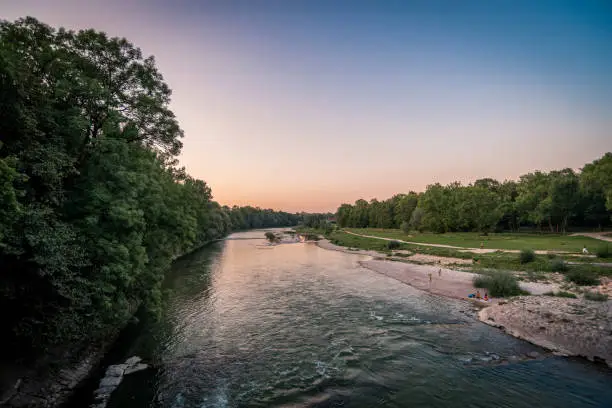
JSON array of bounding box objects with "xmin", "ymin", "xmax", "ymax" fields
[{"xmin": 83, "ymin": 230, "xmax": 612, "ymax": 407}]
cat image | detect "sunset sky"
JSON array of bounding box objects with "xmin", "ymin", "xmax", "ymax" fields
[{"xmin": 2, "ymin": 0, "xmax": 611, "ymax": 212}]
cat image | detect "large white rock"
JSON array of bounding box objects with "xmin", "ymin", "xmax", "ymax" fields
[
  {"xmin": 124, "ymin": 356, "xmax": 142, "ymax": 366},
  {"xmin": 99, "ymin": 376, "xmax": 122, "ymax": 388},
  {"xmin": 105, "ymin": 364, "xmax": 126, "ymax": 377},
  {"xmin": 124, "ymin": 363, "xmax": 148, "ymax": 375}
]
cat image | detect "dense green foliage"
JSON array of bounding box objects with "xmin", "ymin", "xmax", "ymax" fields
[
  {"xmin": 549, "ymin": 258, "xmax": 568, "ymax": 272},
  {"xmin": 387, "ymin": 240, "xmax": 401, "ymax": 250},
  {"xmin": 596, "ymin": 245, "xmax": 611, "ymax": 259},
  {"xmin": 565, "ymin": 269, "xmax": 599, "ymax": 286},
  {"xmin": 472, "ymin": 271, "xmax": 524, "ymax": 297},
  {"xmin": 519, "ymin": 249, "xmax": 536, "ymax": 264},
  {"xmin": 583, "ymin": 291, "xmax": 608, "ymax": 302},
  {"xmin": 336, "ymin": 155, "xmax": 612, "ymax": 233},
  {"xmin": 0, "ymin": 18, "xmax": 300, "ymax": 358}
]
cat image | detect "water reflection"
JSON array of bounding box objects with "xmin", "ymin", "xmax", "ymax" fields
[{"xmin": 106, "ymin": 230, "xmax": 612, "ymax": 408}]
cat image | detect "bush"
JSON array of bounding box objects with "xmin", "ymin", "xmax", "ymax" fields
[
  {"xmin": 387, "ymin": 240, "xmax": 401, "ymax": 250},
  {"xmin": 565, "ymin": 269, "xmax": 599, "ymax": 286},
  {"xmin": 265, "ymin": 232, "xmax": 277, "ymax": 242},
  {"xmin": 544, "ymin": 291, "xmax": 577, "ymax": 298},
  {"xmin": 549, "ymin": 258, "xmax": 568, "ymax": 272},
  {"xmin": 519, "ymin": 249, "xmax": 536, "ymax": 264},
  {"xmin": 583, "ymin": 291, "xmax": 609, "ymax": 302},
  {"xmin": 595, "ymin": 245, "xmax": 611, "ymax": 259},
  {"xmin": 400, "ymin": 221, "xmax": 410, "ymax": 234},
  {"xmin": 546, "ymin": 253, "xmax": 556, "ymax": 259},
  {"xmin": 472, "ymin": 271, "xmax": 524, "ymax": 297}
]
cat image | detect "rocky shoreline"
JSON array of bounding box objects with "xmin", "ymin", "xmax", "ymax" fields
[
  {"xmin": 479, "ymin": 296, "xmax": 612, "ymax": 367},
  {"xmin": 0, "ymin": 342, "xmax": 112, "ymax": 407},
  {"xmin": 315, "ymin": 238, "xmax": 612, "ymax": 368}
]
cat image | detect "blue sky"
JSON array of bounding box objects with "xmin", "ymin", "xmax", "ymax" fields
[{"xmin": 2, "ymin": 0, "xmax": 611, "ymax": 211}]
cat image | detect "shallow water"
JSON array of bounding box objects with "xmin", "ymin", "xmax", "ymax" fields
[{"xmin": 100, "ymin": 230, "xmax": 612, "ymax": 407}]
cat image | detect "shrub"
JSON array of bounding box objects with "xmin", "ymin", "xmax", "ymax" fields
[
  {"xmin": 583, "ymin": 291, "xmax": 609, "ymax": 302},
  {"xmin": 546, "ymin": 253, "xmax": 556, "ymax": 259},
  {"xmin": 565, "ymin": 269, "xmax": 599, "ymax": 286},
  {"xmin": 472, "ymin": 271, "xmax": 524, "ymax": 297},
  {"xmin": 595, "ymin": 245, "xmax": 611, "ymax": 259},
  {"xmin": 264, "ymin": 232, "xmax": 277, "ymax": 242},
  {"xmin": 549, "ymin": 258, "xmax": 568, "ymax": 272},
  {"xmin": 400, "ymin": 221, "xmax": 410, "ymax": 234},
  {"xmin": 544, "ymin": 291, "xmax": 577, "ymax": 298},
  {"xmin": 519, "ymin": 249, "xmax": 536, "ymax": 264},
  {"xmin": 387, "ymin": 240, "xmax": 401, "ymax": 250}
]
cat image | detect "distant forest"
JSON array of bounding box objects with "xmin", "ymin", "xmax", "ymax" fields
[
  {"xmin": 0, "ymin": 18, "xmax": 309, "ymax": 358},
  {"xmin": 337, "ymin": 153, "xmax": 612, "ymax": 234}
]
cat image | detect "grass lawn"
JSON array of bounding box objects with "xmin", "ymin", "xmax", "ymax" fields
[
  {"xmin": 344, "ymin": 228, "xmax": 602, "ymax": 252},
  {"xmin": 329, "ymin": 231, "xmax": 612, "ymax": 280}
]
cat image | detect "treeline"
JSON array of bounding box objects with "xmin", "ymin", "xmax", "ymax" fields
[
  {"xmin": 0, "ymin": 18, "xmax": 299, "ymax": 358},
  {"xmin": 337, "ymin": 154, "xmax": 612, "ymax": 233},
  {"xmin": 300, "ymin": 213, "xmax": 335, "ymax": 229}
]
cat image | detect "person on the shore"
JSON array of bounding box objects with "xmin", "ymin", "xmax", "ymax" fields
[
  {"xmin": 476, "ymin": 290, "xmax": 481, "ymax": 299},
  {"xmin": 583, "ymin": 246, "xmax": 589, "ymax": 254},
  {"xmin": 484, "ymin": 293, "xmax": 489, "ymax": 301}
]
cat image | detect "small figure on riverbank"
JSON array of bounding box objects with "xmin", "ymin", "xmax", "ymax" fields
[
  {"xmin": 583, "ymin": 246, "xmax": 589, "ymax": 254},
  {"xmin": 438, "ymin": 268, "xmax": 442, "ymax": 277},
  {"xmin": 476, "ymin": 290, "xmax": 481, "ymax": 299},
  {"xmin": 480, "ymin": 242, "xmax": 484, "ymax": 249},
  {"xmin": 484, "ymin": 292, "xmax": 489, "ymax": 301}
]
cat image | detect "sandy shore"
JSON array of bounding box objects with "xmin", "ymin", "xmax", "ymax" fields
[
  {"xmin": 316, "ymin": 239, "xmax": 557, "ymax": 298},
  {"xmin": 315, "ymin": 238, "xmax": 611, "ymax": 367}
]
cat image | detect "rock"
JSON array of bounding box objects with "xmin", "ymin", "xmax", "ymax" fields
[
  {"xmin": 99, "ymin": 376, "xmax": 122, "ymax": 388},
  {"xmin": 125, "ymin": 356, "xmax": 142, "ymax": 366},
  {"xmin": 527, "ymin": 351, "xmax": 540, "ymax": 359},
  {"xmin": 105, "ymin": 364, "xmax": 126, "ymax": 377},
  {"xmin": 124, "ymin": 363, "xmax": 148, "ymax": 375},
  {"xmin": 491, "ymin": 354, "xmax": 500, "ymax": 360},
  {"xmin": 94, "ymin": 386, "xmax": 115, "ymax": 399}
]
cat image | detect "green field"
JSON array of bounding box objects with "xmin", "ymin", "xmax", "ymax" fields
[
  {"xmin": 329, "ymin": 231, "xmax": 612, "ymax": 280},
  {"xmin": 344, "ymin": 228, "xmax": 602, "ymax": 252}
]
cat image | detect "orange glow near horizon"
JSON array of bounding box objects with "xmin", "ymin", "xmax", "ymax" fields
[{"xmin": 2, "ymin": 1, "xmax": 611, "ymax": 213}]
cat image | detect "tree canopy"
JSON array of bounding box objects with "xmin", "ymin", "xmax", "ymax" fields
[
  {"xmin": 336, "ymin": 155, "xmax": 612, "ymax": 234},
  {"xmin": 0, "ymin": 18, "xmax": 302, "ymax": 359}
]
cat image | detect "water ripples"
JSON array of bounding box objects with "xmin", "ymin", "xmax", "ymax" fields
[{"xmin": 105, "ymin": 231, "xmax": 612, "ymax": 408}]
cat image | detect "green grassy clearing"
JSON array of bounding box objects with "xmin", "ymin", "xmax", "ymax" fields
[
  {"xmin": 328, "ymin": 231, "xmax": 612, "ymax": 282},
  {"xmin": 344, "ymin": 228, "xmax": 602, "ymax": 252}
]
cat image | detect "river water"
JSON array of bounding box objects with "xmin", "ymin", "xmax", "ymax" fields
[{"xmin": 97, "ymin": 230, "xmax": 611, "ymax": 408}]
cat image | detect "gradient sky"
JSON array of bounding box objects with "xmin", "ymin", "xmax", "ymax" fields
[{"xmin": 2, "ymin": 0, "xmax": 612, "ymax": 212}]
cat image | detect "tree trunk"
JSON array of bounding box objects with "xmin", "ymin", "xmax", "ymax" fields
[{"xmin": 548, "ymin": 218, "xmax": 554, "ymax": 233}]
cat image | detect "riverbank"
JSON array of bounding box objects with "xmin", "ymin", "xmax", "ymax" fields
[{"xmin": 315, "ymin": 238, "xmax": 612, "ymax": 368}]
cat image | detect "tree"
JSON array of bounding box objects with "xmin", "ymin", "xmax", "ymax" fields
[
  {"xmin": 548, "ymin": 169, "xmax": 580, "ymax": 232},
  {"xmin": 394, "ymin": 193, "xmax": 418, "ymax": 227},
  {"xmin": 581, "ymin": 153, "xmax": 612, "ymax": 223},
  {"xmin": 336, "ymin": 204, "xmax": 353, "ymax": 227},
  {"xmin": 409, "ymin": 207, "xmax": 425, "ymax": 232}
]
